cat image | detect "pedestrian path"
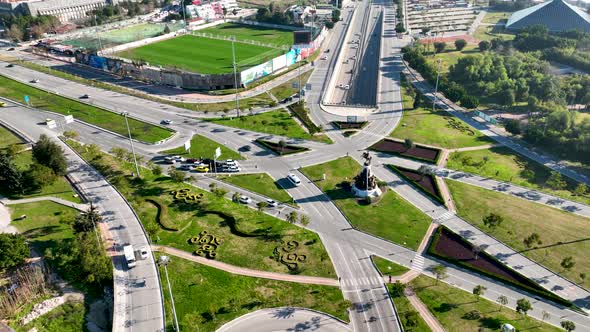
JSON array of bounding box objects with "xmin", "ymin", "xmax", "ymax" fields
[
  {"xmin": 410, "ymin": 255, "xmax": 425, "ymax": 272},
  {"xmin": 152, "ymin": 245, "xmax": 339, "ymax": 286},
  {"xmin": 1, "ymin": 196, "xmax": 89, "ymax": 211},
  {"xmin": 404, "ymin": 287, "xmax": 446, "ymax": 332}
]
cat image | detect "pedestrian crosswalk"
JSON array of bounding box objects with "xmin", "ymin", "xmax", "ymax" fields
[
  {"xmin": 411, "ymin": 254, "xmax": 425, "ymax": 272},
  {"xmin": 433, "ymin": 210, "xmax": 454, "ymax": 224},
  {"xmin": 340, "ymin": 276, "xmax": 384, "ymax": 288}
]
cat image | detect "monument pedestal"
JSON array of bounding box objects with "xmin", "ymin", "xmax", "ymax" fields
[{"xmin": 352, "ymin": 185, "xmax": 382, "ymax": 198}]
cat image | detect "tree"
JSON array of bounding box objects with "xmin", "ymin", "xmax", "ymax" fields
[
  {"xmin": 403, "ymin": 310, "xmax": 419, "ymax": 328},
  {"xmin": 472, "ymin": 285, "xmax": 486, "ymax": 301},
  {"xmin": 389, "ymin": 281, "xmax": 406, "ymax": 297},
  {"xmin": 7, "ymin": 24, "xmax": 23, "ymax": 42},
  {"xmin": 432, "ymin": 264, "xmax": 447, "ymax": 284},
  {"xmin": 151, "ymin": 164, "xmax": 163, "ymax": 176},
  {"xmin": 497, "ymin": 295, "xmax": 508, "ymax": 310},
  {"xmin": 24, "ymin": 163, "xmax": 57, "ymax": 191},
  {"xmin": 110, "ymin": 147, "xmax": 128, "ymax": 161},
  {"xmin": 325, "ymin": 21, "xmax": 335, "ymax": 29},
  {"xmin": 299, "ymin": 214, "xmax": 310, "ymax": 226},
  {"xmin": 232, "ymin": 192, "xmax": 241, "ymax": 202},
  {"xmin": 482, "ymin": 213, "xmax": 503, "ymax": 229},
  {"xmin": 0, "ymin": 234, "xmax": 29, "ymax": 272},
  {"xmin": 454, "ymin": 39, "xmax": 467, "ymax": 51},
  {"xmin": 286, "ymin": 211, "xmax": 298, "ymax": 224},
  {"xmin": 32, "ymin": 134, "xmax": 67, "ymax": 176},
  {"xmin": 497, "ymin": 88, "xmax": 515, "ymax": 107},
  {"xmin": 413, "ymin": 93, "xmax": 421, "ymax": 109},
  {"xmin": 332, "ymin": 9, "xmax": 341, "ymax": 22},
  {"xmin": 516, "ymin": 298, "xmax": 532, "ymax": 316},
  {"xmin": 580, "ymin": 272, "xmax": 586, "ymax": 284},
  {"xmin": 417, "ymin": 164, "xmax": 431, "ymax": 181},
  {"xmin": 561, "ymin": 320, "xmax": 576, "ymax": 332},
  {"xmin": 212, "ymin": 187, "xmax": 228, "ymax": 198},
  {"xmin": 478, "ymin": 40, "xmax": 491, "ymax": 52},
  {"xmin": 542, "ymin": 310, "xmax": 550, "ymax": 322},
  {"xmin": 278, "ymin": 140, "xmax": 287, "ymax": 155},
  {"xmin": 403, "ymin": 138, "xmax": 414, "ymax": 151},
  {"xmin": 0, "ymin": 153, "xmax": 24, "ymax": 194},
  {"xmin": 546, "ymin": 171, "xmax": 566, "ymax": 190},
  {"xmin": 574, "ymin": 183, "xmax": 587, "ymax": 196},
  {"xmin": 62, "ymin": 130, "xmax": 78, "ymax": 139},
  {"xmin": 504, "ymin": 119, "xmax": 522, "ymax": 135},
  {"xmin": 256, "ymin": 201, "xmax": 268, "ymax": 211},
  {"xmin": 561, "ymin": 256, "xmax": 575, "ymax": 272},
  {"xmin": 460, "ymin": 95, "xmax": 479, "ymax": 109},
  {"xmin": 472, "ymin": 244, "xmax": 484, "ymax": 260},
  {"xmin": 395, "ymin": 23, "xmax": 405, "ymax": 33},
  {"xmin": 168, "ymin": 167, "xmax": 185, "ymax": 183},
  {"xmin": 523, "ymin": 232, "xmax": 541, "ymax": 248},
  {"xmin": 73, "ymin": 205, "xmax": 102, "ymax": 234},
  {"xmin": 434, "ymin": 42, "xmax": 446, "ymax": 54}
]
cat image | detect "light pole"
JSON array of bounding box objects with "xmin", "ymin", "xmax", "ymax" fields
[
  {"xmin": 181, "ymin": 0, "xmax": 187, "ymax": 29},
  {"xmin": 159, "ymin": 256, "xmax": 181, "ymax": 332},
  {"xmin": 121, "ymin": 112, "xmax": 141, "ymax": 178},
  {"xmin": 231, "ymin": 36, "xmax": 240, "ymax": 117},
  {"xmin": 432, "ymin": 58, "xmax": 442, "ymax": 113}
]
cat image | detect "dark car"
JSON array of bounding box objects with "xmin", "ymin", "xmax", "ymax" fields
[
  {"xmin": 7, "ymin": 47, "xmax": 15, "ymax": 51},
  {"xmin": 6, "ymin": 64, "xmax": 14, "ymax": 68},
  {"xmin": 325, "ymin": 49, "xmax": 330, "ymax": 53}
]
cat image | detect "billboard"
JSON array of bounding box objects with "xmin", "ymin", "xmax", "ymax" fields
[
  {"xmin": 272, "ymin": 54, "xmax": 287, "ymax": 72},
  {"xmin": 294, "ymin": 31, "xmax": 312, "ymax": 44},
  {"xmin": 241, "ymin": 59, "xmax": 274, "ymax": 84}
]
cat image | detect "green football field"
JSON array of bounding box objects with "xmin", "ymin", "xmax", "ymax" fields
[
  {"xmin": 197, "ymin": 22, "xmax": 294, "ymax": 48},
  {"xmin": 115, "ymin": 35, "xmax": 283, "ymax": 74}
]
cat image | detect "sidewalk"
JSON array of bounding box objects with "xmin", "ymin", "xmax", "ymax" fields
[
  {"xmin": 1, "ymin": 196, "xmax": 89, "ymax": 211},
  {"xmin": 404, "ymin": 287, "xmax": 446, "ymax": 332},
  {"xmin": 152, "ymin": 245, "xmax": 339, "ymax": 286}
]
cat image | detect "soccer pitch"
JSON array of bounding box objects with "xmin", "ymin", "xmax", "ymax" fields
[
  {"xmin": 114, "ymin": 35, "xmax": 284, "ymax": 74},
  {"xmin": 197, "ymin": 23, "xmax": 294, "ymax": 48}
]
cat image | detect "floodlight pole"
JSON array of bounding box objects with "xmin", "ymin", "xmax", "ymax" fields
[
  {"xmin": 181, "ymin": 0, "xmax": 187, "ymax": 29},
  {"xmin": 121, "ymin": 112, "xmax": 141, "ymax": 178},
  {"xmin": 161, "ymin": 258, "xmax": 181, "ymax": 332},
  {"xmin": 432, "ymin": 58, "xmax": 442, "ymax": 113},
  {"xmin": 94, "ymin": 14, "xmax": 103, "ymax": 53},
  {"xmin": 231, "ymin": 36, "xmax": 240, "ymax": 117},
  {"xmin": 298, "ymin": 63, "xmax": 302, "ymax": 105}
]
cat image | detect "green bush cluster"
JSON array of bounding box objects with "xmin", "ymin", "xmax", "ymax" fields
[
  {"xmin": 146, "ymin": 198, "xmax": 177, "ymax": 231},
  {"xmin": 190, "ymin": 230, "xmax": 223, "ymax": 259},
  {"xmin": 387, "ymin": 165, "xmax": 445, "ymax": 205},
  {"xmin": 273, "ymin": 240, "xmax": 307, "ymax": 271},
  {"xmin": 446, "ymin": 117, "xmax": 475, "ymax": 136}
]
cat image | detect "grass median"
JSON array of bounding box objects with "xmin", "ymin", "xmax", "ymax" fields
[
  {"xmin": 157, "ymin": 254, "xmax": 350, "ymax": 332},
  {"xmin": 300, "ymin": 157, "xmax": 431, "ymax": 250},
  {"xmin": 209, "ymin": 110, "xmax": 311, "ymax": 139},
  {"xmin": 0, "ymin": 75, "xmax": 173, "ymax": 143},
  {"xmin": 161, "ymin": 134, "xmax": 243, "ymax": 160},
  {"xmin": 217, "ymin": 173, "xmax": 294, "ymax": 204}
]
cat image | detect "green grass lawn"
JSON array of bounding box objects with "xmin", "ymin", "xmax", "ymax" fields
[
  {"xmin": 157, "ymin": 254, "xmax": 350, "ymax": 332},
  {"xmin": 372, "ymin": 256, "xmax": 409, "ymax": 277},
  {"xmin": 270, "ymin": 70, "xmax": 312, "ymax": 101},
  {"xmin": 400, "ymin": 74, "xmax": 415, "ymax": 110},
  {"xmin": 300, "ymin": 157, "xmax": 431, "ymax": 250},
  {"xmin": 116, "ymin": 35, "xmax": 283, "ymax": 74},
  {"xmin": 0, "ymin": 125, "xmax": 23, "ymax": 150},
  {"xmin": 218, "ymin": 173, "xmax": 293, "ymax": 203},
  {"xmin": 389, "ymin": 289, "xmax": 431, "ymax": 332},
  {"xmin": 482, "ymin": 11, "xmax": 512, "ymax": 24},
  {"xmin": 0, "ymin": 150, "xmax": 81, "ymax": 203},
  {"xmin": 13, "ymin": 300, "xmax": 86, "ymax": 332},
  {"xmin": 68, "ymin": 140, "xmax": 336, "ymax": 277},
  {"xmin": 473, "ymin": 25, "xmax": 516, "ymax": 42},
  {"xmin": 209, "ymin": 110, "xmax": 312, "ymax": 140},
  {"xmin": 0, "ymin": 75, "xmax": 172, "ymax": 143},
  {"xmin": 391, "ymin": 107, "xmax": 493, "ymax": 149},
  {"xmin": 424, "ymin": 45, "xmax": 480, "ymax": 74},
  {"xmin": 8, "ymin": 201, "xmax": 79, "ymax": 253},
  {"xmin": 162, "ymin": 134, "xmax": 244, "ymax": 160},
  {"xmin": 447, "ymin": 147, "xmax": 590, "ymax": 206},
  {"xmin": 447, "ymin": 180, "xmax": 590, "ymax": 288},
  {"xmin": 198, "ymin": 22, "xmax": 294, "ymax": 48},
  {"xmin": 410, "ymin": 275, "xmax": 561, "ymax": 332}
]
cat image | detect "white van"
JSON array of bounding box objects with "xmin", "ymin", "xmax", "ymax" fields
[
  {"xmin": 287, "ymin": 173, "xmax": 301, "ymax": 186},
  {"xmin": 124, "ymin": 245, "xmax": 137, "ymax": 268}
]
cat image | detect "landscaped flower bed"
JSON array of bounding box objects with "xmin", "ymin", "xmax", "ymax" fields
[
  {"xmin": 255, "ymin": 139, "xmax": 309, "ymax": 155},
  {"xmin": 427, "ymin": 226, "xmax": 572, "ymax": 307},
  {"xmin": 387, "ymin": 165, "xmax": 444, "ymax": 204},
  {"xmin": 370, "ymin": 138, "xmax": 441, "ymax": 163},
  {"xmin": 332, "ymin": 121, "xmax": 368, "ymax": 130}
]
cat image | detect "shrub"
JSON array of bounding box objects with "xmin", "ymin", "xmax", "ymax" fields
[{"xmin": 146, "ymin": 198, "xmax": 178, "ymax": 231}]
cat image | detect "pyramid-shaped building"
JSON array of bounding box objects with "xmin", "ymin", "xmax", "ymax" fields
[{"xmin": 506, "ymin": 0, "xmax": 590, "ymax": 32}]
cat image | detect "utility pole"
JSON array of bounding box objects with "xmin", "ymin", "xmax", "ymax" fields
[
  {"xmin": 432, "ymin": 58, "xmax": 442, "ymax": 113},
  {"xmin": 181, "ymin": 0, "xmax": 187, "ymax": 29},
  {"xmin": 159, "ymin": 256, "xmax": 181, "ymax": 332},
  {"xmin": 298, "ymin": 63, "xmax": 302, "ymax": 105},
  {"xmin": 94, "ymin": 14, "xmax": 104, "ymax": 53},
  {"xmin": 231, "ymin": 36, "xmax": 240, "ymax": 117},
  {"xmin": 121, "ymin": 112, "xmax": 141, "ymax": 178}
]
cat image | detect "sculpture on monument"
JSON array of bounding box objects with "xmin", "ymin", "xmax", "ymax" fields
[{"xmin": 352, "ymin": 151, "xmax": 382, "ymax": 198}]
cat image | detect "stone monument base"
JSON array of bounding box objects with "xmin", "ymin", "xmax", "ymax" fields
[{"xmin": 352, "ymin": 185, "xmax": 382, "ymax": 198}]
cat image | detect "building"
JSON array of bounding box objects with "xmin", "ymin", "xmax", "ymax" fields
[
  {"xmin": 0, "ymin": 0, "xmax": 106, "ymax": 23},
  {"xmin": 506, "ymin": 0, "xmax": 590, "ymax": 32}
]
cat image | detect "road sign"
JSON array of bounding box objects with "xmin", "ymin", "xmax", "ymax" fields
[
  {"xmin": 64, "ymin": 115, "xmax": 74, "ymax": 124},
  {"xmin": 292, "ymin": 82, "xmax": 300, "ymax": 89},
  {"xmin": 184, "ymin": 139, "xmax": 191, "ymax": 151},
  {"xmin": 24, "ymin": 95, "xmax": 30, "ymax": 105},
  {"xmin": 305, "ymin": 83, "xmax": 312, "ymax": 90},
  {"xmin": 215, "ymin": 147, "xmax": 221, "ymax": 159}
]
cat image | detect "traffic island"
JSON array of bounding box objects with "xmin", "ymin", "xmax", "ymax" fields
[
  {"xmin": 255, "ymin": 139, "xmax": 310, "ymax": 156},
  {"xmin": 370, "ymin": 138, "xmax": 441, "ymax": 163}
]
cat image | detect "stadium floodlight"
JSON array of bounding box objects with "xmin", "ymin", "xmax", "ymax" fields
[
  {"xmin": 231, "ymin": 35, "xmax": 240, "ymax": 117},
  {"xmin": 120, "ymin": 112, "xmax": 141, "ymax": 178}
]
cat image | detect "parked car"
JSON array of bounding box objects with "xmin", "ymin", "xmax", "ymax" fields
[
  {"xmin": 194, "ymin": 165, "xmax": 209, "ymax": 173},
  {"xmin": 139, "ymin": 246, "xmax": 149, "ymax": 260},
  {"xmin": 344, "ymin": 85, "xmax": 350, "ymax": 90},
  {"xmin": 226, "ymin": 159, "xmax": 238, "ymax": 166},
  {"xmin": 224, "ymin": 165, "xmax": 241, "ymax": 172},
  {"xmin": 266, "ymin": 199, "xmax": 278, "ymax": 208},
  {"xmin": 239, "ymin": 195, "xmax": 251, "ymax": 204},
  {"xmin": 178, "ymin": 164, "xmax": 194, "ymax": 171}
]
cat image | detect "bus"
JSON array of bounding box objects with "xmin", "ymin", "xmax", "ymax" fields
[{"xmin": 124, "ymin": 245, "xmax": 137, "ymax": 268}]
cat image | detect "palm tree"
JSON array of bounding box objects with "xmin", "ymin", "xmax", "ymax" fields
[
  {"xmin": 472, "ymin": 285, "xmax": 486, "ymax": 301},
  {"xmin": 278, "ymin": 140, "xmax": 287, "ymax": 155},
  {"xmin": 299, "ymin": 214, "xmax": 310, "ymax": 226},
  {"xmin": 286, "ymin": 211, "xmax": 298, "ymax": 224},
  {"xmin": 232, "ymin": 192, "xmax": 241, "ymax": 202},
  {"xmin": 497, "ymin": 295, "xmax": 508, "ymax": 311},
  {"xmin": 432, "ymin": 264, "xmax": 447, "ymax": 284}
]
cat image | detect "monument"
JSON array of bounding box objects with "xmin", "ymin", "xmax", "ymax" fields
[{"xmin": 352, "ymin": 152, "xmax": 382, "ymax": 198}]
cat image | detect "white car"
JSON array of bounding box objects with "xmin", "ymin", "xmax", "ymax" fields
[
  {"xmin": 338, "ymin": 83, "xmax": 344, "ymax": 88},
  {"xmin": 31, "ymin": 79, "xmax": 40, "ymax": 83},
  {"xmin": 224, "ymin": 165, "xmax": 241, "ymax": 172},
  {"xmin": 344, "ymin": 85, "xmax": 350, "ymax": 90},
  {"xmin": 239, "ymin": 195, "xmax": 251, "ymax": 204},
  {"xmin": 161, "ymin": 119, "xmax": 173, "ymax": 125},
  {"xmin": 226, "ymin": 159, "xmax": 238, "ymax": 166},
  {"xmin": 139, "ymin": 246, "xmax": 149, "ymax": 260},
  {"xmin": 321, "ymin": 55, "xmax": 328, "ymax": 60},
  {"xmin": 266, "ymin": 199, "xmax": 278, "ymax": 208},
  {"xmin": 287, "ymin": 173, "xmax": 301, "ymax": 186}
]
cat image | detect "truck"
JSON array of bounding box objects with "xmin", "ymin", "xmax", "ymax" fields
[{"xmin": 124, "ymin": 245, "xmax": 137, "ymax": 268}]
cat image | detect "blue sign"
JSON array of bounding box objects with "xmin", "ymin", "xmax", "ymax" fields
[{"xmin": 24, "ymin": 95, "xmax": 30, "ymax": 104}]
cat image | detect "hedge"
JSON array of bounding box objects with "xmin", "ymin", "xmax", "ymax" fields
[
  {"xmin": 146, "ymin": 198, "xmax": 178, "ymax": 231},
  {"xmin": 255, "ymin": 139, "xmax": 309, "ymax": 155},
  {"xmin": 387, "ymin": 165, "xmax": 445, "ymax": 205}
]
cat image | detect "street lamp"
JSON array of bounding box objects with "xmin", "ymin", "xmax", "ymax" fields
[
  {"xmin": 120, "ymin": 112, "xmax": 141, "ymax": 178},
  {"xmin": 231, "ymin": 36, "xmax": 240, "ymax": 117},
  {"xmin": 432, "ymin": 58, "xmax": 442, "ymax": 113},
  {"xmin": 159, "ymin": 255, "xmax": 181, "ymax": 332}
]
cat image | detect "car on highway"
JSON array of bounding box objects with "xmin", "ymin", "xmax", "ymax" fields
[
  {"xmin": 239, "ymin": 195, "xmax": 251, "ymax": 204},
  {"xmin": 321, "ymin": 55, "xmax": 328, "ymax": 60},
  {"xmin": 266, "ymin": 199, "xmax": 278, "ymax": 208},
  {"xmin": 7, "ymin": 47, "xmax": 15, "ymax": 51},
  {"xmin": 31, "ymin": 79, "xmax": 40, "ymax": 83},
  {"xmin": 287, "ymin": 173, "xmax": 301, "ymax": 186},
  {"xmin": 194, "ymin": 165, "xmax": 209, "ymax": 173},
  {"xmin": 6, "ymin": 64, "xmax": 14, "ymax": 68},
  {"xmin": 225, "ymin": 159, "xmax": 238, "ymax": 166},
  {"xmin": 338, "ymin": 83, "xmax": 344, "ymax": 88},
  {"xmin": 325, "ymin": 49, "xmax": 330, "ymax": 53},
  {"xmin": 161, "ymin": 119, "xmax": 173, "ymax": 125},
  {"xmin": 139, "ymin": 246, "xmax": 149, "ymax": 260},
  {"xmin": 80, "ymin": 94, "xmax": 90, "ymax": 99},
  {"xmin": 344, "ymin": 85, "xmax": 350, "ymax": 90},
  {"xmin": 0, "ymin": 101, "xmax": 5, "ymax": 107},
  {"xmin": 178, "ymin": 164, "xmax": 195, "ymax": 171}
]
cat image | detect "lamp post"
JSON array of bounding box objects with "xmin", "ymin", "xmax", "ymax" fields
[
  {"xmin": 121, "ymin": 112, "xmax": 141, "ymax": 178},
  {"xmin": 159, "ymin": 256, "xmax": 181, "ymax": 332},
  {"xmin": 231, "ymin": 36, "xmax": 240, "ymax": 117},
  {"xmin": 432, "ymin": 58, "xmax": 442, "ymax": 113}
]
